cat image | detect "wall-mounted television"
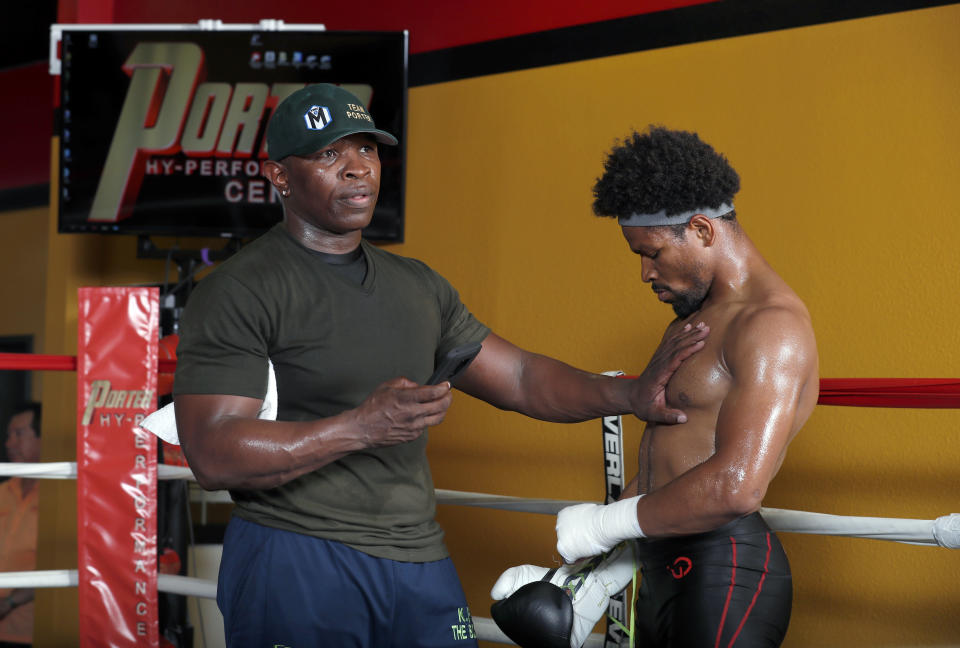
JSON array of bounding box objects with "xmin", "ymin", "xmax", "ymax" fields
[{"xmin": 52, "ymin": 23, "xmax": 408, "ymax": 241}]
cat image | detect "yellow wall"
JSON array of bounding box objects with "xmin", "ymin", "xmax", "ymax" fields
[
  {"xmin": 0, "ymin": 204, "xmax": 48, "ymax": 348},
  {"xmin": 25, "ymin": 4, "xmax": 960, "ymax": 646},
  {"xmin": 391, "ymin": 5, "xmax": 959, "ymax": 647}
]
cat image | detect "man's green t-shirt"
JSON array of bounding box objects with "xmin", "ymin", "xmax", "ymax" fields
[{"xmin": 174, "ymin": 225, "xmax": 490, "ymax": 562}]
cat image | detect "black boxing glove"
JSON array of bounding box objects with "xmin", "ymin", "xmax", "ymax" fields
[{"xmin": 490, "ymin": 542, "xmax": 636, "ymax": 648}]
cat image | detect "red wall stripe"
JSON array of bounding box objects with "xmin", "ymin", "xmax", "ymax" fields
[
  {"xmin": 0, "ymin": 62, "xmax": 52, "ymax": 192},
  {"xmin": 102, "ymin": 0, "xmax": 717, "ymax": 54}
]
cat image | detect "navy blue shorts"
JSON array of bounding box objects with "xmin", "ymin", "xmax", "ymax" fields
[
  {"xmin": 634, "ymin": 513, "xmax": 792, "ymax": 647},
  {"xmin": 217, "ymin": 517, "xmax": 479, "ymax": 648}
]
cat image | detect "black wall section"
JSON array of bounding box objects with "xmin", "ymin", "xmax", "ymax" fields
[
  {"xmin": 1, "ymin": 1, "xmax": 58, "ymax": 69},
  {"xmin": 410, "ymin": 0, "xmax": 959, "ymax": 86},
  {"xmin": 0, "ymin": 185, "xmax": 50, "ymax": 212}
]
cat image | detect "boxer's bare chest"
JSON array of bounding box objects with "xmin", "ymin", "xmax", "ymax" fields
[{"xmin": 638, "ymin": 306, "xmax": 739, "ymax": 492}]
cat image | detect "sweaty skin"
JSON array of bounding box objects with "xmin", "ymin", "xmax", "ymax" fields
[{"xmin": 621, "ymin": 215, "xmax": 819, "ymax": 538}]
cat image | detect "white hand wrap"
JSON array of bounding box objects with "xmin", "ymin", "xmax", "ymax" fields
[
  {"xmin": 556, "ymin": 495, "xmax": 645, "ymax": 563},
  {"xmin": 490, "ymin": 542, "xmax": 637, "ymax": 648}
]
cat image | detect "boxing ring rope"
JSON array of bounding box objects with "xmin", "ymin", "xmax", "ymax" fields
[
  {"xmin": 1, "ymin": 349, "xmax": 959, "ymax": 646},
  {"xmin": 0, "ymin": 461, "xmax": 956, "ymax": 647},
  {"xmin": 0, "ymin": 569, "xmax": 216, "ymax": 599},
  {"xmin": 0, "ymin": 463, "xmax": 955, "ymax": 648},
  {"xmin": 0, "ymin": 461, "xmax": 954, "ymax": 547}
]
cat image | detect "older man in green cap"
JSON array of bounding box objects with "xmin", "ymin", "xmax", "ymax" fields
[{"xmin": 173, "ymin": 84, "xmax": 708, "ymax": 647}]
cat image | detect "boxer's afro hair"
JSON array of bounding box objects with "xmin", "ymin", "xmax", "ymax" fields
[{"xmin": 592, "ymin": 126, "xmax": 740, "ymax": 219}]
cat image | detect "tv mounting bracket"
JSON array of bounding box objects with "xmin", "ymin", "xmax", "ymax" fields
[{"xmin": 49, "ymin": 19, "xmax": 327, "ymax": 75}]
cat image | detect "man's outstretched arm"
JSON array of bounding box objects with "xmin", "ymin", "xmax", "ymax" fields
[{"xmin": 453, "ymin": 323, "xmax": 709, "ymax": 424}]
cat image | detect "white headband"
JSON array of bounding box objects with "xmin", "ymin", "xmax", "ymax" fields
[{"xmin": 618, "ymin": 203, "xmax": 734, "ymax": 227}]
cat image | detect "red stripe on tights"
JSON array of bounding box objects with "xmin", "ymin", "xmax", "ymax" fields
[
  {"xmin": 714, "ymin": 536, "xmax": 737, "ymax": 648},
  {"xmin": 727, "ymin": 532, "xmax": 772, "ymax": 647}
]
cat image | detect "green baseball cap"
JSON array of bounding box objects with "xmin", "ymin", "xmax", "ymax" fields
[{"xmin": 266, "ymin": 83, "xmax": 398, "ymax": 161}]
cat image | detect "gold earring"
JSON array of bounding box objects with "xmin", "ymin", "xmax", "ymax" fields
[{"xmin": 282, "ymin": 188, "xmax": 291, "ymax": 197}]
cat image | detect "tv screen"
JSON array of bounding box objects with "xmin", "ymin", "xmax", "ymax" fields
[{"xmin": 55, "ymin": 27, "xmax": 407, "ymax": 241}]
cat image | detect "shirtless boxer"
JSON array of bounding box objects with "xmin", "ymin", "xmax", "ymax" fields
[{"xmin": 492, "ymin": 126, "xmax": 819, "ymax": 647}]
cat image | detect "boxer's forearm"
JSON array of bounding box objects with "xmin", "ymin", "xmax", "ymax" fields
[
  {"xmin": 634, "ymin": 458, "xmax": 766, "ymax": 537},
  {"xmin": 557, "ymin": 459, "xmax": 768, "ymax": 562}
]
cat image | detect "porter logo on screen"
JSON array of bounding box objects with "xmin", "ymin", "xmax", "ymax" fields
[
  {"xmin": 88, "ymin": 41, "xmax": 372, "ymax": 223},
  {"xmin": 304, "ymin": 105, "xmax": 332, "ymax": 130}
]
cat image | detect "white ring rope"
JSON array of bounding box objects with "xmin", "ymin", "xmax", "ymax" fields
[
  {"xmin": 434, "ymin": 488, "xmax": 585, "ymax": 513},
  {"xmin": 430, "ymin": 490, "xmax": 960, "ymax": 548},
  {"xmin": 5, "ymin": 340, "xmax": 948, "ymax": 644},
  {"xmin": 6, "ymin": 462, "xmax": 957, "ymax": 646},
  {"xmin": 0, "ymin": 569, "xmax": 77, "ymax": 588},
  {"xmin": 4, "ymin": 462, "xmax": 958, "ymax": 547},
  {"xmin": 0, "ymin": 570, "xmax": 591, "ymax": 646},
  {"xmin": 758, "ymin": 506, "xmax": 960, "ymax": 547},
  {"xmin": 0, "ymin": 570, "xmax": 214, "ymax": 598},
  {"xmin": 0, "ymin": 462, "xmax": 77, "ymax": 479},
  {"xmin": 0, "ymin": 462, "xmax": 192, "ymax": 480}
]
